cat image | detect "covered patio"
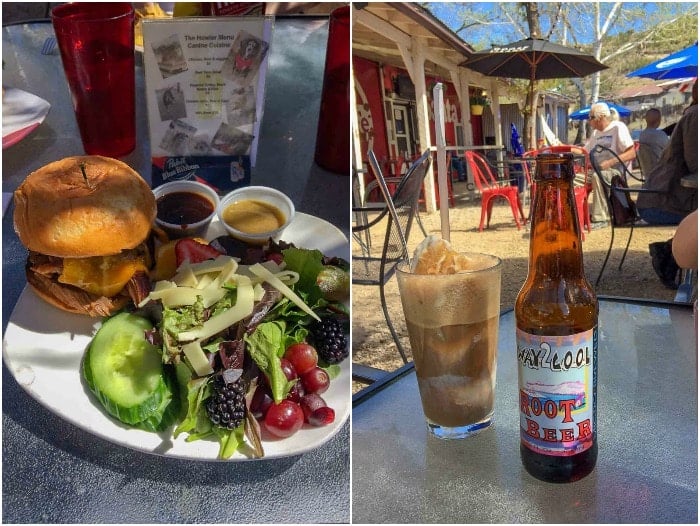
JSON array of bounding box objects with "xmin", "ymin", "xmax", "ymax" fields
[{"xmin": 351, "ymin": 2, "xmax": 572, "ymax": 212}]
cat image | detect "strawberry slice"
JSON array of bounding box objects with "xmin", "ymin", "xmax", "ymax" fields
[{"xmin": 175, "ymin": 238, "xmax": 224, "ymax": 267}]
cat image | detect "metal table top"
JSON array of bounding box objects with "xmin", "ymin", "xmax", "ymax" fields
[
  {"xmin": 2, "ymin": 18, "xmax": 349, "ymax": 523},
  {"xmin": 353, "ymin": 298, "xmax": 697, "ymax": 524}
]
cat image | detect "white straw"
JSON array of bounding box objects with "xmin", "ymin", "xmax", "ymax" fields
[{"xmin": 433, "ymin": 82, "xmax": 450, "ymax": 241}]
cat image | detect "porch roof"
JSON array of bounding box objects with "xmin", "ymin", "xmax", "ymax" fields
[{"xmin": 352, "ymin": 2, "xmax": 475, "ymax": 78}]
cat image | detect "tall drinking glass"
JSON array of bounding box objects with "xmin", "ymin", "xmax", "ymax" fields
[
  {"xmin": 51, "ymin": 3, "xmax": 136, "ymax": 157},
  {"xmin": 314, "ymin": 5, "xmax": 350, "ymax": 175},
  {"xmin": 396, "ymin": 254, "xmax": 502, "ymax": 439}
]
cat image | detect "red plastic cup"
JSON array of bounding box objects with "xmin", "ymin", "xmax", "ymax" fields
[
  {"xmin": 314, "ymin": 5, "xmax": 350, "ymax": 175},
  {"xmin": 51, "ymin": 3, "xmax": 136, "ymax": 157}
]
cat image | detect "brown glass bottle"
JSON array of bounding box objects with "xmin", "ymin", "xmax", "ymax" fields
[{"xmin": 515, "ymin": 154, "xmax": 598, "ymax": 483}]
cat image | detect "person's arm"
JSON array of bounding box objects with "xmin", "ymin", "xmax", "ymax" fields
[{"xmin": 672, "ymin": 209, "xmax": 698, "ymax": 269}]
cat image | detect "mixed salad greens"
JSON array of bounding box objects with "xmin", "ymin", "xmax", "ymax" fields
[{"xmin": 82, "ymin": 238, "xmax": 349, "ymax": 459}]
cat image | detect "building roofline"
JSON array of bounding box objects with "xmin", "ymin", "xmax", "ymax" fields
[{"xmin": 391, "ymin": 2, "xmax": 475, "ymax": 57}]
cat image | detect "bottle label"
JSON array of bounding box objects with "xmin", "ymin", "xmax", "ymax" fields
[{"xmin": 516, "ymin": 327, "xmax": 597, "ymax": 457}]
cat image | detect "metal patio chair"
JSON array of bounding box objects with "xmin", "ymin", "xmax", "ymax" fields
[
  {"xmin": 352, "ymin": 149, "xmax": 432, "ymax": 366},
  {"xmin": 589, "ymin": 144, "xmax": 667, "ymax": 287}
]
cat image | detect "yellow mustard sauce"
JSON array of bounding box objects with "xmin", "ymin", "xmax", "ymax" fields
[{"xmin": 222, "ymin": 199, "xmax": 285, "ymax": 234}]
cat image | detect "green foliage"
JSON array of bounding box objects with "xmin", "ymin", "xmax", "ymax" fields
[
  {"xmin": 470, "ymin": 94, "xmax": 491, "ymax": 106},
  {"xmin": 427, "ymin": 2, "xmax": 697, "ymax": 104}
]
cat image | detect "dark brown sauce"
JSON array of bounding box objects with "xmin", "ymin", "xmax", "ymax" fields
[{"xmin": 157, "ymin": 191, "xmax": 214, "ymax": 227}]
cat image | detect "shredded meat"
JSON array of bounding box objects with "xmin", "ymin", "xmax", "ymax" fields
[
  {"xmin": 27, "ymin": 252, "xmax": 63, "ymax": 277},
  {"xmin": 26, "ymin": 264, "xmax": 127, "ymax": 317},
  {"xmin": 25, "ymin": 250, "xmax": 148, "ymax": 317},
  {"xmin": 126, "ymin": 271, "xmax": 152, "ymax": 306}
]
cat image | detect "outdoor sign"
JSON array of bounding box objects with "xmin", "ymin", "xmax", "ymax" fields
[{"xmin": 143, "ymin": 16, "xmax": 273, "ymax": 191}]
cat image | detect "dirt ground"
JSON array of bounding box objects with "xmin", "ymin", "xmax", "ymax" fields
[{"xmin": 352, "ymin": 181, "xmax": 682, "ymax": 391}]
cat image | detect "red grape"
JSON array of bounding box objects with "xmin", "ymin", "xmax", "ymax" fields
[
  {"xmin": 286, "ymin": 380, "xmax": 306, "ymax": 404},
  {"xmin": 264, "ymin": 400, "xmax": 304, "ymax": 438},
  {"xmin": 284, "ymin": 343, "xmax": 318, "ymax": 375},
  {"xmin": 301, "ymin": 367, "xmax": 330, "ymax": 394},
  {"xmin": 250, "ymin": 384, "xmax": 273, "ymax": 419},
  {"xmin": 300, "ymin": 393, "xmax": 327, "ymax": 422},
  {"xmin": 308, "ymin": 407, "xmax": 335, "ymax": 426},
  {"xmin": 279, "ymin": 358, "xmax": 298, "ymax": 380}
]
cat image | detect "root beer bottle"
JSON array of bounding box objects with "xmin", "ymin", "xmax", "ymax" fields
[{"xmin": 515, "ymin": 154, "xmax": 598, "ymax": 483}]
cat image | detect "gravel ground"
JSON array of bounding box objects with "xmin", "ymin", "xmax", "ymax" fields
[{"xmin": 352, "ymin": 181, "xmax": 682, "ymax": 392}]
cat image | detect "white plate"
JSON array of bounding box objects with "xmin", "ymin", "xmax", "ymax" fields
[
  {"xmin": 3, "ymin": 212, "xmax": 350, "ymax": 461},
  {"xmin": 2, "ymin": 87, "xmax": 51, "ymax": 149}
]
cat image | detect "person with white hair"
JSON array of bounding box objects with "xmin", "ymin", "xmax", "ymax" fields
[{"xmin": 583, "ymin": 101, "xmax": 637, "ymax": 226}]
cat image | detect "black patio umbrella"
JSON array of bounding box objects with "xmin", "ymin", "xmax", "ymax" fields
[
  {"xmin": 460, "ymin": 38, "xmax": 608, "ymax": 146},
  {"xmin": 460, "ymin": 38, "xmax": 608, "ymax": 79}
]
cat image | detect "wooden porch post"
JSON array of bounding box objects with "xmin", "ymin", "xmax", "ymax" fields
[
  {"xmin": 350, "ymin": 59, "xmax": 365, "ymax": 199},
  {"xmin": 408, "ymin": 48, "xmax": 436, "ymax": 213}
]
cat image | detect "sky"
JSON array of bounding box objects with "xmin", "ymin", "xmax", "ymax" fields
[{"xmin": 425, "ymin": 2, "xmax": 697, "ymax": 49}]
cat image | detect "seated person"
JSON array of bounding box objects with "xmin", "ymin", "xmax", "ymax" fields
[
  {"xmin": 637, "ymin": 82, "xmax": 697, "ymax": 226},
  {"xmin": 583, "ymin": 102, "xmax": 637, "ymax": 225},
  {"xmin": 638, "ymin": 108, "xmax": 669, "ymax": 173}
]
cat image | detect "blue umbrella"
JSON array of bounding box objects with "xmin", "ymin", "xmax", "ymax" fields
[
  {"xmin": 569, "ymin": 103, "xmax": 632, "ymax": 120},
  {"xmin": 626, "ymin": 43, "xmax": 697, "ymax": 80}
]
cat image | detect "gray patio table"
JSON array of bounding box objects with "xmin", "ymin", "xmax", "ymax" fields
[
  {"xmin": 353, "ymin": 298, "xmax": 697, "ymax": 523},
  {"xmin": 2, "ymin": 17, "xmax": 349, "ymax": 523}
]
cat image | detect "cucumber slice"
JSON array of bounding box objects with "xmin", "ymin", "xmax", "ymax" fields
[
  {"xmin": 134, "ymin": 368, "xmax": 180, "ymax": 432},
  {"xmin": 83, "ymin": 312, "xmax": 175, "ymax": 427}
]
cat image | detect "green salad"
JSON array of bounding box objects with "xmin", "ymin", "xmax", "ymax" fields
[{"xmin": 82, "ymin": 240, "xmax": 349, "ymax": 459}]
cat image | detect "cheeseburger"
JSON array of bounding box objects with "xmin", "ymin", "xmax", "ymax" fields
[{"xmin": 13, "ymin": 156, "xmax": 156, "ymax": 316}]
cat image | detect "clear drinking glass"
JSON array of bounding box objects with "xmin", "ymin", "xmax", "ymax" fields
[{"xmin": 396, "ymin": 254, "xmax": 502, "ymax": 439}]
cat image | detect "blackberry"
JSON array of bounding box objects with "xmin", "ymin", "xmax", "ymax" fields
[
  {"xmin": 206, "ymin": 375, "xmax": 247, "ymax": 430},
  {"xmin": 311, "ymin": 317, "xmax": 348, "ymax": 364}
]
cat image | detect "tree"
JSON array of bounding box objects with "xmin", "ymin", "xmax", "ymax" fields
[{"xmin": 428, "ymin": 2, "xmax": 698, "ymax": 146}]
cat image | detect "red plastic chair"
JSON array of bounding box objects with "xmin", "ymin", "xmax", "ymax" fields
[
  {"xmin": 525, "ymin": 146, "xmax": 592, "ymax": 240},
  {"xmin": 465, "ymin": 151, "xmax": 525, "ymax": 231}
]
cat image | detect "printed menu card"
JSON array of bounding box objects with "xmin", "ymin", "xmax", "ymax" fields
[{"xmin": 143, "ymin": 16, "xmax": 273, "ymax": 191}]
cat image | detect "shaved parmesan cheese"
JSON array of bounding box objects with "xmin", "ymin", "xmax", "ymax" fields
[
  {"xmin": 153, "ymin": 280, "xmax": 177, "ymax": 291},
  {"xmin": 173, "ymin": 264, "xmax": 197, "ymax": 287},
  {"xmin": 248, "ymin": 263, "xmax": 320, "ymax": 321},
  {"xmin": 147, "ymin": 257, "xmax": 241, "ymax": 308},
  {"xmin": 195, "ymin": 273, "xmax": 214, "ymax": 290},
  {"xmin": 275, "ymin": 270, "xmax": 300, "ymax": 286},
  {"xmin": 137, "ymin": 280, "xmax": 176, "ymax": 307},
  {"xmin": 181, "ymin": 340, "xmax": 214, "ymax": 376},
  {"xmin": 184, "ymin": 255, "xmax": 238, "ymax": 276},
  {"xmin": 253, "ymin": 283, "xmax": 265, "ymax": 301},
  {"xmin": 178, "ymin": 276, "xmax": 255, "ymax": 341}
]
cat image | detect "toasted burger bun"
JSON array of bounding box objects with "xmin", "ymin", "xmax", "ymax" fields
[
  {"xmin": 13, "ymin": 156, "xmax": 155, "ymax": 257},
  {"xmin": 13, "ymin": 156, "xmax": 156, "ymax": 317}
]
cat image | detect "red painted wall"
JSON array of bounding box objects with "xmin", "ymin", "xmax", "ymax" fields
[{"xmin": 354, "ymin": 58, "xmax": 479, "ymax": 177}]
